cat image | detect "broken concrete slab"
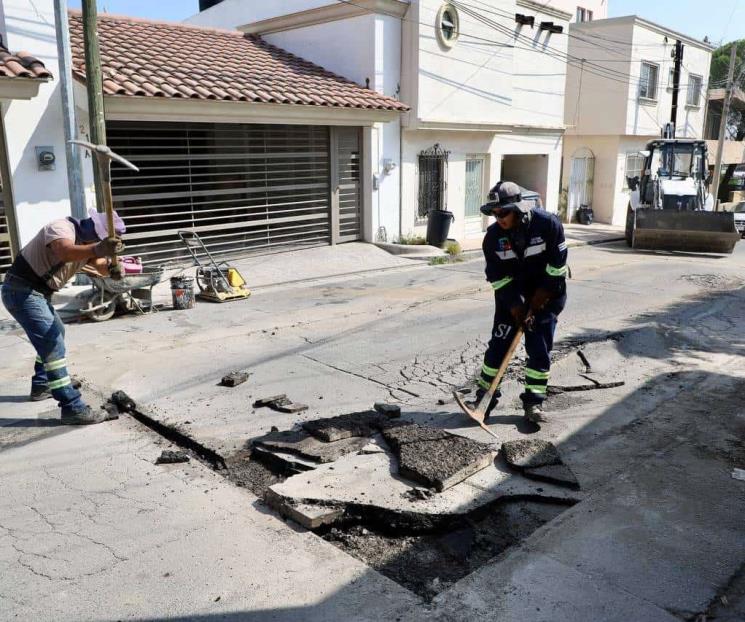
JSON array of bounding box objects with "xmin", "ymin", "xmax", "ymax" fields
[
  {"xmin": 302, "ymin": 410, "xmax": 388, "ymax": 442},
  {"xmin": 253, "ymin": 394, "xmax": 308, "ymax": 413},
  {"xmin": 267, "ymin": 450, "xmax": 581, "ymax": 529},
  {"xmin": 220, "ymin": 371, "xmax": 250, "ymax": 387},
  {"xmin": 381, "ymin": 423, "xmax": 494, "ymax": 492},
  {"xmin": 373, "ymin": 403, "xmax": 401, "ymax": 418},
  {"xmin": 253, "ymin": 429, "xmax": 368, "ymax": 464},
  {"xmin": 251, "ymin": 445, "xmax": 317, "ymax": 475},
  {"xmin": 265, "ymin": 493, "xmax": 344, "ymax": 530},
  {"xmin": 502, "ymin": 439, "xmax": 562, "ymax": 469},
  {"xmin": 155, "ymin": 450, "xmax": 190, "ymax": 464},
  {"xmin": 524, "ymin": 464, "xmax": 580, "ymax": 490}
]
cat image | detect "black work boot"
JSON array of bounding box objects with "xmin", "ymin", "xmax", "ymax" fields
[
  {"xmin": 465, "ymin": 388, "xmax": 499, "ymax": 420},
  {"xmin": 523, "ymin": 402, "xmax": 548, "ymax": 423},
  {"xmin": 61, "ymin": 406, "xmax": 109, "ymax": 426},
  {"xmin": 30, "ymin": 377, "xmax": 82, "ymax": 402},
  {"xmin": 29, "ymin": 386, "xmax": 53, "ymax": 402}
]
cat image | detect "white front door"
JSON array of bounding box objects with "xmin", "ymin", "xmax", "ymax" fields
[
  {"xmin": 568, "ymin": 149, "xmax": 595, "ymax": 220},
  {"xmin": 464, "ymin": 156, "xmax": 486, "ymax": 238}
]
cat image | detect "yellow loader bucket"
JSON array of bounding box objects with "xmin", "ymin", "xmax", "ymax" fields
[{"xmin": 633, "ymin": 209, "xmax": 740, "ymax": 254}]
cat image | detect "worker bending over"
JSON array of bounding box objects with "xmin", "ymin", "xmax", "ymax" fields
[
  {"xmin": 468, "ymin": 181, "xmax": 568, "ymax": 423},
  {"xmin": 1, "ymin": 209, "xmax": 125, "ymax": 424}
]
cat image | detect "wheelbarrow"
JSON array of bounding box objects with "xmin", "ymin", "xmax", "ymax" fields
[{"xmin": 79, "ymin": 265, "xmax": 165, "ymax": 322}]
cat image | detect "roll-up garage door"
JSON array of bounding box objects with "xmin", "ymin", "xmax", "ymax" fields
[{"xmin": 107, "ymin": 121, "xmax": 338, "ymax": 265}]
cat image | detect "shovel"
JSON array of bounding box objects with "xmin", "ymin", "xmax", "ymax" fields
[
  {"xmin": 70, "ymin": 140, "xmax": 139, "ymax": 279},
  {"xmin": 454, "ymin": 318, "xmax": 527, "ymax": 440}
]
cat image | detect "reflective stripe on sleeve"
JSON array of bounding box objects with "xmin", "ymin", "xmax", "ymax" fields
[
  {"xmin": 490, "ymin": 276, "xmax": 513, "ymax": 291},
  {"xmin": 558, "ymin": 241, "xmax": 568, "ymax": 252},
  {"xmin": 524, "ymin": 243, "xmax": 546, "ymax": 257},
  {"xmin": 546, "ymin": 264, "xmax": 568, "ymax": 277}
]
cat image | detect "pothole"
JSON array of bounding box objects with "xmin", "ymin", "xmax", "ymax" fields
[{"xmin": 319, "ymin": 498, "xmax": 571, "ymax": 600}]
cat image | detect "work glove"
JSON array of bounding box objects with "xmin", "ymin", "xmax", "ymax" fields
[
  {"xmin": 93, "ymin": 237, "xmax": 125, "ymax": 258},
  {"xmin": 108, "ymin": 262, "xmax": 124, "ymax": 281},
  {"xmin": 529, "ymin": 288, "xmax": 553, "ymax": 313},
  {"xmin": 510, "ymin": 304, "xmax": 528, "ymax": 327}
]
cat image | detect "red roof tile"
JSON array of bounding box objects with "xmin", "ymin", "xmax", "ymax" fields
[
  {"xmin": 68, "ymin": 11, "xmax": 408, "ymax": 112},
  {"xmin": 0, "ymin": 46, "xmax": 52, "ymax": 80}
]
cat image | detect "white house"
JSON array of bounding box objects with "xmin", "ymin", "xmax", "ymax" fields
[
  {"xmin": 188, "ymin": 0, "xmax": 579, "ymax": 244},
  {"xmin": 0, "ymin": 0, "xmax": 408, "ymax": 276},
  {"xmin": 562, "ymin": 16, "xmax": 714, "ymax": 225}
]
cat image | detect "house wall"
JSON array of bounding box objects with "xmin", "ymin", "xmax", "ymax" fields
[
  {"xmin": 0, "ymin": 0, "xmax": 76, "ymax": 246},
  {"xmin": 411, "ymin": 0, "xmax": 569, "ymax": 129},
  {"xmin": 625, "ymin": 24, "xmax": 710, "ymax": 139},
  {"xmin": 565, "ymin": 20, "xmax": 634, "ymax": 136},
  {"xmin": 549, "ymin": 0, "xmax": 607, "ymax": 21},
  {"xmin": 401, "ymin": 129, "xmax": 562, "ymax": 242},
  {"xmin": 184, "ymin": 0, "xmax": 332, "ymax": 28}
]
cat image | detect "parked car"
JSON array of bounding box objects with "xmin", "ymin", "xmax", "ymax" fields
[{"xmin": 733, "ymin": 201, "xmax": 745, "ymax": 237}]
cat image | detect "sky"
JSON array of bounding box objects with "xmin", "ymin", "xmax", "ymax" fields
[{"xmin": 67, "ymin": 0, "xmax": 745, "ymax": 47}]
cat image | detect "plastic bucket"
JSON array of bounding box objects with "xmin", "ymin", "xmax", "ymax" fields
[{"xmin": 170, "ymin": 276, "xmax": 195, "ymax": 310}]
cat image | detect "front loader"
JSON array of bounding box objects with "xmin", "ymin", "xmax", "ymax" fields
[{"xmin": 625, "ymin": 138, "xmax": 739, "ymax": 254}]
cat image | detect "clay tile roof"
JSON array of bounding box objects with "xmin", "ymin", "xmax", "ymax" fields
[
  {"xmin": 67, "ymin": 11, "xmax": 408, "ymax": 112},
  {"xmin": 0, "ymin": 46, "xmax": 53, "ymax": 80}
]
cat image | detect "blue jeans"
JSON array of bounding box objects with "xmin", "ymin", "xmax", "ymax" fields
[{"xmin": 2, "ymin": 277, "xmax": 87, "ymax": 414}]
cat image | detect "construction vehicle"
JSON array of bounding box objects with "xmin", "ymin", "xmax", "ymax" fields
[
  {"xmin": 625, "ymin": 138, "xmax": 740, "ymax": 254},
  {"xmin": 178, "ymin": 230, "xmax": 250, "ymax": 303}
]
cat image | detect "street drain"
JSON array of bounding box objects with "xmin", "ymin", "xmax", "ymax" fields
[{"xmin": 320, "ymin": 498, "xmax": 572, "ymax": 600}]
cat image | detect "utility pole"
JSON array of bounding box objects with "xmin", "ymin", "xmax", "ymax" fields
[
  {"xmin": 670, "ymin": 40, "xmax": 684, "ymax": 137},
  {"xmin": 53, "ymin": 0, "xmax": 86, "ymax": 220},
  {"xmin": 81, "ymin": 0, "xmax": 106, "ymax": 213},
  {"xmin": 712, "ymin": 44, "xmax": 737, "ymax": 211}
]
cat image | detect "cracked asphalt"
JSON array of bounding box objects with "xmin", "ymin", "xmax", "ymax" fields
[{"xmin": 2, "ymin": 240, "xmax": 745, "ymax": 621}]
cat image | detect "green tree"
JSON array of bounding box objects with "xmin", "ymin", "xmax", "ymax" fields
[{"xmin": 709, "ymin": 40, "xmax": 745, "ymax": 200}]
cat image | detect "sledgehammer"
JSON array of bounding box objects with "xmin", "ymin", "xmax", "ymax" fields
[
  {"xmin": 70, "ymin": 140, "xmax": 139, "ymax": 279},
  {"xmin": 454, "ymin": 318, "xmax": 528, "ymax": 440}
]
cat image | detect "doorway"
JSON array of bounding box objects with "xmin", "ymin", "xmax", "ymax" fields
[{"xmin": 464, "ymin": 155, "xmax": 487, "ymax": 238}]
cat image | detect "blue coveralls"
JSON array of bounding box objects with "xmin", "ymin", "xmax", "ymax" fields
[{"xmin": 478, "ymin": 209, "xmax": 568, "ymax": 406}]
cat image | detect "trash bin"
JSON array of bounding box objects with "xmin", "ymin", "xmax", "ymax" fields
[
  {"xmin": 170, "ymin": 275, "xmax": 195, "ymax": 310},
  {"xmin": 577, "ymin": 206, "xmax": 594, "ymax": 225},
  {"xmin": 426, "ymin": 210, "xmax": 455, "ymax": 247}
]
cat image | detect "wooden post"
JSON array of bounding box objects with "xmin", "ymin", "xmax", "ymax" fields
[
  {"xmin": 712, "ymin": 44, "xmax": 737, "ymax": 210},
  {"xmin": 81, "ymin": 0, "xmax": 106, "ymax": 213}
]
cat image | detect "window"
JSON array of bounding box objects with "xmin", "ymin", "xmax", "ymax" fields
[
  {"xmin": 576, "ymin": 7, "xmax": 593, "ymax": 22},
  {"xmin": 436, "ymin": 4, "xmax": 460, "ymax": 49},
  {"xmin": 687, "ymin": 74, "xmax": 702, "ymax": 107},
  {"xmin": 417, "ymin": 144, "xmax": 449, "ymax": 218},
  {"xmin": 624, "ymin": 153, "xmax": 645, "ymax": 189},
  {"xmin": 668, "ymin": 67, "xmax": 675, "ymax": 88},
  {"xmin": 639, "ymin": 61, "xmax": 659, "ymax": 101}
]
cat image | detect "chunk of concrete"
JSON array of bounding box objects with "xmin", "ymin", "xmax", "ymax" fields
[
  {"xmin": 302, "ymin": 410, "xmax": 387, "ymax": 442},
  {"xmin": 251, "ymin": 445, "xmax": 317, "ymax": 475},
  {"xmin": 253, "ymin": 429, "xmax": 368, "ymax": 463},
  {"xmin": 381, "ymin": 423, "xmax": 494, "ymax": 492},
  {"xmin": 220, "ymin": 371, "xmax": 250, "ymax": 387},
  {"xmin": 501, "ymin": 439, "xmax": 562, "ymax": 469},
  {"xmin": 524, "ymin": 464, "xmax": 580, "ymax": 490},
  {"xmin": 373, "ymin": 403, "xmax": 401, "ymax": 418},
  {"xmin": 253, "ymin": 394, "xmax": 308, "ymax": 413},
  {"xmin": 265, "ymin": 492, "xmax": 344, "ymax": 529}
]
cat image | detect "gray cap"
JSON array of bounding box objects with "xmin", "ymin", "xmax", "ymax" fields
[{"xmin": 480, "ymin": 181, "xmax": 531, "ymax": 216}]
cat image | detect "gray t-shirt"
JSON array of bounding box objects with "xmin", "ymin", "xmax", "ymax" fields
[{"xmin": 20, "ymin": 219, "xmax": 89, "ymax": 291}]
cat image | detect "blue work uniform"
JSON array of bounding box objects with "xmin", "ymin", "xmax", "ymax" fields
[{"xmin": 479, "ymin": 208, "xmax": 568, "ymax": 406}]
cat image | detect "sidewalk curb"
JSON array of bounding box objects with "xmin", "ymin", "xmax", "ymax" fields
[{"xmin": 566, "ymin": 236, "xmax": 626, "ymax": 249}]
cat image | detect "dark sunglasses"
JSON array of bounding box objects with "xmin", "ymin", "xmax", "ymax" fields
[{"xmin": 492, "ymin": 208, "xmax": 514, "ymax": 219}]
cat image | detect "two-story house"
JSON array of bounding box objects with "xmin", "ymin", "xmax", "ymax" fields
[
  {"xmin": 188, "ymin": 0, "xmax": 582, "ymax": 244},
  {"xmin": 562, "ymin": 16, "xmax": 714, "ymax": 225}
]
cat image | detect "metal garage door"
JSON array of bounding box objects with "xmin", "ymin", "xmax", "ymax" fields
[{"xmin": 107, "ymin": 121, "xmax": 361, "ymax": 266}]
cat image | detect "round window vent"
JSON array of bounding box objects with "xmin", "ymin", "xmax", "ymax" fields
[{"xmin": 436, "ymin": 3, "xmax": 460, "ymax": 49}]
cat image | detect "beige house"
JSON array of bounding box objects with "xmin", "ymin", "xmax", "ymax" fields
[{"xmin": 562, "ymin": 16, "xmax": 714, "ymax": 225}]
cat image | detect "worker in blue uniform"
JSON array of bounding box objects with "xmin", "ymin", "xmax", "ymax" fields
[{"xmin": 466, "ymin": 181, "xmax": 568, "ymax": 423}]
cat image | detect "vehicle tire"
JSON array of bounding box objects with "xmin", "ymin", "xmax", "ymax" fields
[{"xmin": 625, "ymin": 205, "xmax": 634, "ymax": 247}]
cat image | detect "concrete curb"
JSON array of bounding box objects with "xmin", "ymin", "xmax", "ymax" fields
[{"xmin": 566, "ymin": 236, "xmax": 626, "ymax": 248}]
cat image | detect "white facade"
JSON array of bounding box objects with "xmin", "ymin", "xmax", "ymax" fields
[
  {"xmin": 563, "ymin": 16, "xmax": 714, "ymax": 225},
  {"xmin": 0, "ymin": 0, "xmax": 82, "ymax": 247},
  {"xmin": 190, "ymin": 0, "xmax": 572, "ymax": 244}
]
